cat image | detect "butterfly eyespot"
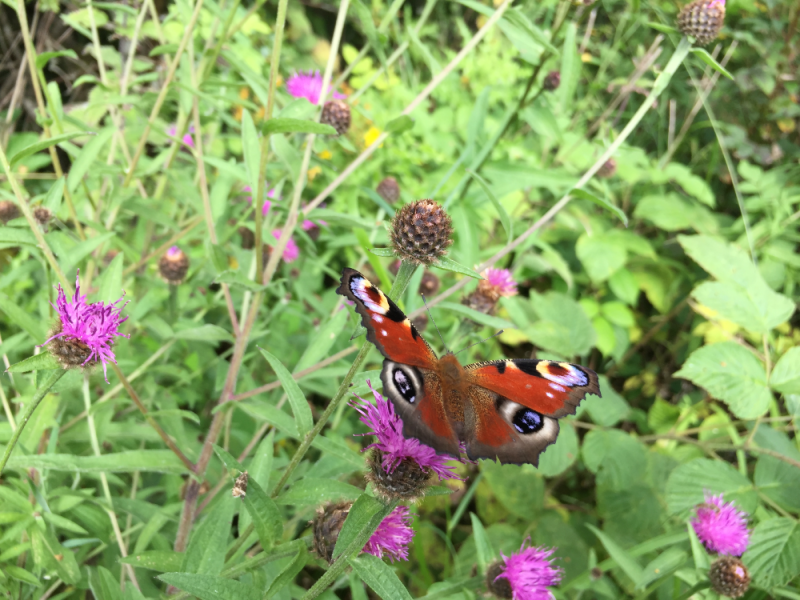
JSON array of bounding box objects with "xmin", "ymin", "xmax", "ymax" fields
[
  {"xmin": 512, "ymin": 408, "xmax": 544, "ymax": 434},
  {"xmin": 393, "ymin": 369, "xmax": 416, "ymax": 403}
]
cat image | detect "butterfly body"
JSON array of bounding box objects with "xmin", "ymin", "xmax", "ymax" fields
[{"xmin": 338, "ymin": 268, "xmax": 601, "ymax": 466}]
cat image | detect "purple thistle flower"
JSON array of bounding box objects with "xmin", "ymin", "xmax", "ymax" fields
[
  {"xmin": 351, "ymin": 382, "xmax": 462, "ymax": 482},
  {"xmin": 362, "ymin": 506, "xmax": 415, "ymax": 562},
  {"xmin": 494, "ymin": 540, "xmax": 562, "ymax": 600},
  {"xmin": 270, "ymin": 229, "xmax": 299, "ymax": 263},
  {"xmin": 691, "ymin": 493, "xmax": 750, "ymax": 556},
  {"xmin": 484, "ymin": 268, "xmax": 518, "ymax": 297},
  {"xmin": 167, "ymin": 245, "xmax": 182, "ymax": 259},
  {"xmin": 167, "ymin": 124, "xmax": 195, "ymax": 148},
  {"xmin": 286, "ymin": 70, "xmax": 346, "ymax": 105},
  {"xmin": 42, "ymin": 272, "xmax": 129, "ymax": 383},
  {"xmin": 243, "ymin": 185, "xmax": 278, "ymax": 216}
]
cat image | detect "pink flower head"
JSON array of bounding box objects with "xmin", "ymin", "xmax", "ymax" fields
[
  {"xmin": 691, "ymin": 493, "xmax": 750, "ymax": 556},
  {"xmin": 167, "ymin": 124, "xmax": 195, "ymax": 148},
  {"xmin": 351, "ymin": 382, "xmax": 462, "ymax": 481},
  {"xmin": 167, "ymin": 245, "xmax": 182, "ymax": 259},
  {"xmin": 244, "ymin": 185, "xmax": 278, "ymax": 216},
  {"xmin": 270, "ymin": 229, "xmax": 299, "ymax": 263},
  {"xmin": 708, "ymin": 0, "xmax": 725, "ymax": 7},
  {"xmin": 495, "ymin": 540, "xmax": 562, "ymax": 600},
  {"xmin": 484, "ymin": 268, "xmax": 518, "ymax": 297},
  {"xmin": 286, "ymin": 70, "xmax": 346, "ymax": 105},
  {"xmin": 42, "ymin": 272, "xmax": 129, "ymax": 383},
  {"xmin": 362, "ymin": 506, "xmax": 414, "ymax": 562}
]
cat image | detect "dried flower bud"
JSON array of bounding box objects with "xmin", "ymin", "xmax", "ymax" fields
[
  {"xmin": 596, "ymin": 158, "xmax": 617, "ymax": 178},
  {"xmin": 709, "ymin": 556, "xmax": 750, "ymax": 598},
  {"xmin": 377, "ymin": 177, "xmax": 401, "ymax": 204},
  {"xmin": 239, "ymin": 226, "xmax": 255, "ymax": 250},
  {"xmin": 312, "ymin": 501, "xmax": 352, "ymax": 563},
  {"xmin": 321, "ymin": 100, "xmax": 351, "ymax": 136},
  {"xmin": 678, "ymin": 0, "xmax": 726, "ymax": 45},
  {"xmin": 367, "ymin": 450, "xmax": 432, "ymax": 502},
  {"xmin": 419, "ymin": 271, "xmax": 440, "ymax": 297},
  {"xmin": 486, "ymin": 561, "xmax": 513, "ymax": 599},
  {"xmin": 543, "ymin": 70, "xmax": 561, "ymax": 91},
  {"xmin": 0, "ymin": 200, "xmax": 20, "ymax": 225},
  {"xmin": 159, "ymin": 246, "xmax": 190, "ymax": 285},
  {"xmin": 411, "ymin": 313, "xmax": 428, "ymax": 333},
  {"xmin": 34, "ymin": 207, "xmax": 52, "ymax": 230},
  {"xmin": 462, "ymin": 268, "xmax": 517, "ymax": 316},
  {"xmin": 232, "ymin": 471, "xmax": 248, "ymax": 499},
  {"xmin": 389, "ymin": 200, "xmax": 453, "ymax": 266}
]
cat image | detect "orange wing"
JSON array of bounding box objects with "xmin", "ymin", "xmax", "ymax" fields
[{"xmin": 336, "ymin": 268, "xmax": 437, "ymax": 370}]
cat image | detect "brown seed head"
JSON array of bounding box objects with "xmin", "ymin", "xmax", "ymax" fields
[
  {"xmin": 312, "ymin": 501, "xmax": 352, "ymax": 564},
  {"xmin": 366, "ymin": 449, "xmax": 431, "ymax": 502},
  {"xmin": 709, "ymin": 556, "xmax": 750, "ymax": 598},
  {"xmin": 486, "ymin": 561, "xmax": 513, "ymax": 599},
  {"xmin": 321, "ymin": 100, "xmax": 351, "ymax": 136},
  {"xmin": 543, "ymin": 70, "xmax": 561, "ymax": 91},
  {"xmin": 159, "ymin": 246, "xmax": 190, "ymax": 285},
  {"xmin": 597, "ymin": 158, "xmax": 617, "ymax": 178},
  {"xmin": 377, "ymin": 176, "xmax": 401, "ymax": 204},
  {"xmin": 419, "ymin": 271, "xmax": 441, "ymax": 297},
  {"xmin": 239, "ymin": 227, "xmax": 255, "ymax": 250},
  {"xmin": 47, "ymin": 322, "xmax": 92, "ymax": 369},
  {"xmin": 678, "ymin": 0, "xmax": 726, "ymax": 45},
  {"xmin": 0, "ymin": 201, "xmax": 20, "ymax": 225},
  {"xmin": 389, "ymin": 199, "xmax": 453, "ymax": 266},
  {"xmin": 34, "ymin": 207, "xmax": 52, "ymax": 229}
]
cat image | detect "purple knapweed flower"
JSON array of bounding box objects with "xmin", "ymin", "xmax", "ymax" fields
[
  {"xmin": 484, "ymin": 268, "xmax": 518, "ymax": 297},
  {"xmin": 286, "ymin": 70, "xmax": 346, "ymax": 105},
  {"xmin": 166, "ymin": 245, "xmax": 182, "ymax": 259},
  {"xmin": 167, "ymin": 124, "xmax": 195, "ymax": 148},
  {"xmin": 41, "ymin": 272, "xmax": 129, "ymax": 383},
  {"xmin": 269, "ymin": 229, "xmax": 299, "ymax": 263},
  {"xmin": 243, "ymin": 185, "xmax": 278, "ymax": 216},
  {"xmin": 691, "ymin": 493, "xmax": 750, "ymax": 556},
  {"xmin": 351, "ymin": 381, "xmax": 462, "ymax": 481},
  {"xmin": 362, "ymin": 506, "xmax": 415, "ymax": 562},
  {"xmin": 494, "ymin": 540, "xmax": 562, "ymax": 600}
]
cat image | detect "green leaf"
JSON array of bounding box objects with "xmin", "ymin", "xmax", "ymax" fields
[
  {"xmin": 89, "ymin": 567, "xmax": 123, "ymax": 600},
  {"xmin": 262, "ymin": 118, "xmax": 337, "ymax": 136},
  {"xmin": 466, "ymin": 169, "xmax": 512, "ymax": 244},
  {"xmin": 0, "ymin": 227, "xmax": 36, "ymax": 246},
  {"xmin": 583, "ymin": 376, "xmax": 629, "ymax": 427},
  {"xmin": 503, "ymin": 8, "xmax": 558, "ymax": 55},
  {"xmin": 174, "ymin": 325, "xmax": 234, "ymax": 342},
  {"xmin": 350, "ymin": 554, "xmax": 414, "ymax": 600},
  {"xmin": 576, "ymin": 234, "xmax": 627, "ymax": 283},
  {"xmin": 385, "ymin": 114, "xmax": 414, "ymax": 134},
  {"xmin": 257, "ymin": 348, "xmax": 314, "ymax": 436},
  {"xmin": 242, "ymin": 478, "xmax": 283, "ymax": 551},
  {"xmin": 241, "ymin": 110, "xmax": 261, "ymax": 196},
  {"xmin": 6, "ymin": 352, "xmax": 60, "ymax": 373},
  {"xmin": 608, "ymin": 268, "xmax": 640, "ymax": 306},
  {"xmin": 665, "ymin": 458, "xmax": 758, "ymax": 515},
  {"xmin": 648, "ymin": 22, "xmax": 680, "ymax": 34},
  {"xmin": 276, "ymin": 478, "xmax": 362, "ymax": 507},
  {"xmin": 743, "ymin": 518, "xmax": 800, "ymax": 588},
  {"xmin": 687, "ymin": 519, "xmax": 711, "ymax": 570},
  {"xmin": 586, "ymin": 524, "xmax": 644, "ymax": 583},
  {"xmin": 754, "ymin": 452, "xmax": 800, "ymax": 513},
  {"xmin": 770, "ymin": 347, "xmax": 800, "ymax": 395},
  {"xmin": 8, "ymin": 132, "xmax": 92, "ymax": 167},
  {"xmin": 433, "ymin": 256, "xmax": 483, "ymax": 280},
  {"xmin": 214, "ymin": 270, "xmax": 267, "ymax": 292},
  {"xmin": 524, "ymin": 291, "xmax": 596, "ymax": 357},
  {"xmin": 636, "ymin": 548, "xmax": 688, "ymax": 590},
  {"xmin": 158, "ymin": 573, "xmax": 261, "ymax": 600},
  {"xmin": 3, "ymin": 564, "xmax": 41, "ymax": 586},
  {"xmin": 308, "ymin": 209, "xmax": 377, "ymax": 230},
  {"xmin": 97, "ymin": 252, "xmax": 123, "ymax": 304},
  {"xmin": 205, "ymin": 240, "xmax": 229, "ymax": 274},
  {"xmin": 62, "ymin": 232, "xmax": 115, "ymax": 273},
  {"xmin": 29, "ymin": 527, "xmax": 81, "ymax": 584},
  {"xmin": 6, "ymin": 450, "xmax": 186, "ymax": 474},
  {"xmin": 42, "ymin": 512, "xmax": 88, "ymax": 535},
  {"xmin": 481, "ymin": 461, "xmax": 544, "ymax": 520},
  {"xmin": 0, "ymin": 294, "xmax": 48, "ymax": 341},
  {"xmin": 537, "ymin": 420, "xmax": 579, "ymax": 476},
  {"xmin": 674, "ymin": 342, "xmax": 771, "ymax": 419},
  {"xmin": 361, "ymin": 187, "xmax": 396, "ymax": 214},
  {"xmin": 35, "ymin": 50, "xmax": 78, "ymax": 70},
  {"xmin": 149, "ymin": 43, "xmax": 178, "ymax": 56},
  {"xmin": 436, "ymin": 302, "xmax": 514, "ymax": 330},
  {"xmin": 334, "ymin": 494, "xmax": 384, "ymax": 561},
  {"xmin": 120, "ymin": 550, "xmax": 183, "ymax": 572},
  {"xmin": 182, "ymin": 495, "xmax": 234, "ymax": 575},
  {"xmin": 690, "ymin": 47, "xmax": 734, "ymax": 80},
  {"xmin": 559, "ymin": 23, "xmax": 580, "ymax": 110},
  {"xmin": 572, "ymin": 188, "xmax": 628, "ymax": 227},
  {"xmin": 211, "ymin": 443, "xmax": 246, "ymax": 475},
  {"xmin": 369, "ymin": 247, "xmax": 395, "ymax": 257},
  {"xmin": 294, "ymin": 308, "xmax": 348, "ymax": 373},
  {"xmin": 66, "ymin": 127, "xmax": 114, "ymax": 193},
  {"xmin": 469, "ymin": 513, "xmax": 495, "ymax": 573}
]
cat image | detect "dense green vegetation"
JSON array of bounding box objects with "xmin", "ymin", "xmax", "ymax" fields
[{"xmin": 0, "ymin": 0, "xmax": 798, "ymax": 598}]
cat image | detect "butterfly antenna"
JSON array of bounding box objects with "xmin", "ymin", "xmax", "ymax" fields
[
  {"xmin": 453, "ymin": 330, "xmax": 504, "ymax": 357},
  {"xmin": 421, "ymin": 294, "xmax": 449, "ymax": 353}
]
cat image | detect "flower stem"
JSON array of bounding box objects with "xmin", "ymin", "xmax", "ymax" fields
[
  {"xmin": 270, "ymin": 262, "xmax": 418, "ymax": 498},
  {"xmin": 0, "ymin": 369, "xmax": 66, "ymax": 476},
  {"xmin": 300, "ymin": 500, "xmax": 399, "ymax": 600}
]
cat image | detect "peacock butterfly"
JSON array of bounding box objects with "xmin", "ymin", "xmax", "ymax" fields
[{"xmin": 336, "ymin": 268, "xmax": 601, "ymax": 466}]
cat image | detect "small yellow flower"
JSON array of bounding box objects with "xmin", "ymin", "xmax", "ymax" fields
[
  {"xmin": 581, "ymin": 52, "xmax": 592, "ymax": 63},
  {"xmin": 777, "ymin": 118, "xmax": 795, "ymax": 133},
  {"xmin": 476, "ymin": 14, "xmax": 488, "ymax": 28},
  {"xmin": 364, "ymin": 126, "xmax": 383, "ymax": 149},
  {"xmin": 308, "ymin": 166, "xmax": 322, "ymax": 181},
  {"xmin": 318, "ymin": 149, "xmax": 332, "ymax": 160},
  {"xmin": 239, "ymin": 87, "xmax": 250, "ymax": 100},
  {"xmin": 229, "ymin": 256, "xmax": 239, "ymax": 270}
]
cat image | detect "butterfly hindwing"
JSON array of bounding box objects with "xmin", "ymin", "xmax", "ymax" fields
[
  {"xmin": 336, "ymin": 268, "xmax": 437, "ymax": 370},
  {"xmin": 466, "ymin": 359, "xmax": 600, "ymax": 418}
]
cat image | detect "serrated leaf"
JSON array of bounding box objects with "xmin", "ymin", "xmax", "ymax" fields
[
  {"xmin": 158, "ymin": 573, "xmax": 261, "ymax": 600},
  {"xmin": 9, "ymin": 132, "xmax": 92, "ymax": 167},
  {"xmin": 665, "ymin": 458, "xmax": 757, "ymax": 515},
  {"xmin": 770, "ymin": 347, "xmax": 800, "ymax": 395},
  {"xmin": 334, "ymin": 494, "xmax": 384, "ymax": 561},
  {"xmin": 174, "ymin": 325, "xmax": 234, "ymax": 342},
  {"xmin": 262, "ymin": 118, "xmax": 337, "ymax": 136},
  {"xmin": 467, "ymin": 169, "xmax": 512, "ymax": 244},
  {"xmin": 481, "ymin": 461, "xmax": 544, "ymax": 519},
  {"xmin": 257, "ymin": 348, "xmax": 314, "ymax": 436},
  {"xmin": 350, "ymin": 554, "xmax": 414, "ymax": 600},
  {"xmin": 576, "ymin": 234, "xmax": 627, "ymax": 283},
  {"xmin": 743, "ymin": 518, "xmax": 800, "ymax": 588},
  {"xmin": 433, "ymin": 256, "xmax": 483, "ymax": 280},
  {"xmin": 524, "ymin": 291, "xmax": 596, "ymax": 357},
  {"xmin": 182, "ymin": 496, "xmax": 234, "ymax": 575},
  {"xmin": 690, "ymin": 47, "xmax": 733, "ymax": 80},
  {"xmin": 754, "ymin": 452, "xmax": 800, "ymax": 513},
  {"xmin": 572, "ymin": 188, "xmax": 628, "ymax": 226},
  {"xmin": 6, "ymin": 352, "xmax": 60, "ymax": 373},
  {"xmin": 674, "ymin": 342, "xmax": 771, "ymax": 419}
]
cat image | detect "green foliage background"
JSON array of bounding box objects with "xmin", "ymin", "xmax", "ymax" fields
[{"xmin": 0, "ymin": 0, "xmax": 798, "ymax": 597}]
